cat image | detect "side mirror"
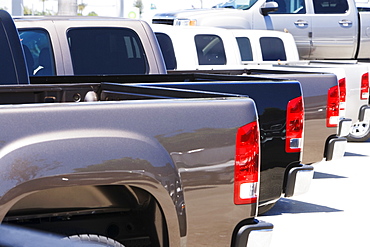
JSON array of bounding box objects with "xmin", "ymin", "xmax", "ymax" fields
[{"xmin": 261, "ymin": 2, "xmax": 279, "ymax": 16}]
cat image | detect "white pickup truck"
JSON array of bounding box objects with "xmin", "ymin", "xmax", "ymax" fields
[
  {"xmin": 152, "ymin": 24, "xmax": 370, "ymax": 143},
  {"xmin": 153, "ymin": 25, "xmax": 299, "ymax": 70},
  {"xmin": 152, "ymin": 0, "xmax": 370, "ymax": 60},
  {"xmin": 278, "ymin": 60, "xmax": 370, "ymax": 141}
]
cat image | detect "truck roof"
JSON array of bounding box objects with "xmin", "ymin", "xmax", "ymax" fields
[
  {"xmin": 13, "ymin": 15, "xmax": 142, "ymax": 22},
  {"xmin": 13, "ymin": 16, "xmax": 151, "ymax": 29}
]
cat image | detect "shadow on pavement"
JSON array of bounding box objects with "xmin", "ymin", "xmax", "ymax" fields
[
  {"xmin": 344, "ymin": 152, "xmax": 369, "ymax": 157},
  {"xmin": 261, "ymin": 198, "xmax": 343, "ymax": 216},
  {"xmin": 313, "ymin": 171, "xmax": 347, "ymax": 179}
]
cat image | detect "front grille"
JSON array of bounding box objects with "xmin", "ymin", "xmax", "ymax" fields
[{"xmin": 152, "ymin": 19, "xmax": 174, "ymax": 25}]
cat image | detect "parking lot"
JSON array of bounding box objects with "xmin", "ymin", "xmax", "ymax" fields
[{"xmin": 260, "ymin": 139, "xmax": 370, "ymax": 246}]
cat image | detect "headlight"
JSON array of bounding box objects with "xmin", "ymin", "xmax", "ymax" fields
[{"xmin": 174, "ymin": 19, "xmax": 197, "ymax": 26}]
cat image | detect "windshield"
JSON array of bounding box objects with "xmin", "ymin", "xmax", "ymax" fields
[{"xmin": 213, "ymin": 0, "xmax": 259, "ymax": 9}]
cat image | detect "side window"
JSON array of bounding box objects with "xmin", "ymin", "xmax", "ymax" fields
[
  {"xmin": 67, "ymin": 27, "xmax": 148, "ymax": 75},
  {"xmin": 155, "ymin": 32, "xmax": 177, "ymax": 70},
  {"xmin": 194, "ymin": 35, "xmax": 226, "ymax": 65},
  {"xmin": 313, "ymin": 0, "xmax": 349, "ymax": 13},
  {"xmin": 260, "ymin": 37, "xmax": 287, "ymax": 61},
  {"xmin": 18, "ymin": 29, "xmax": 56, "ymax": 76},
  {"xmin": 269, "ymin": 0, "xmax": 306, "ymax": 14},
  {"xmin": 236, "ymin": 37, "xmax": 253, "ymax": 61}
]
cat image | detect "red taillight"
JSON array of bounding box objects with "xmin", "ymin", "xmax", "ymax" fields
[
  {"xmin": 327, "ymin": 85, "xmax": 340, "ymax": 127},
  {"xmin": 339, "ymin": 78, "xmax": 346, "ymax": 111},
  {"xmin": 234, "ymin": 121, "xmax": 260, "ymax": 205},
  {"xmin": 361, "ymin": 73, "xmax": 369, "ymax": 100},
  {"xmin": 286, "ymin": 96, "xmax": 304, "ymax": 153}
]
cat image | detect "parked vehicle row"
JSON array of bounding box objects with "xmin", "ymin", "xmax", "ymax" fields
[
  {"xmin": 152, "ymin": 23, "xmax": 353, "ymax": 157},
  {"xmin": 151, "ymin": 0, "xmax": 370, "ymax": 142},
  {"xmin": 0, "ymin": 9, "xmax": 316, "ymax": 247},
  {"xmin": 1, "ymin": 5, "xmax": 368, "ymax": 245},
  {"xmin": 151, "ymin": 24, "xmax": 370, "ymax": 143},
  {"xmin": 13, "ymin": 15, "xmax": 314, "ymax": 215}
]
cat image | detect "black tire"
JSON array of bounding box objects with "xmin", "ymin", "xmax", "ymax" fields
[
  {"xmin": 66, "ymin": 234, "xmax": 125, "ymax": 247},
  {"xmin": 347, "ymin": 121, "xmax": 370, "ymax": 142}
]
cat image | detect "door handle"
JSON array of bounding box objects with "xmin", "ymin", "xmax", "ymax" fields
[
  {"xmin": 294, "ymin": 20, "xmax": 309, "ymax": 27},
  {"xmin": 339, "ymin": 19, "xmax": 352, "ymax": 27}
]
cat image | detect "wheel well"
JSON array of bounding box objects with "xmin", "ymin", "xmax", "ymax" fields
[{"xmin": 3, "ymin": 185, "xmax": 168, "ymax": 247}]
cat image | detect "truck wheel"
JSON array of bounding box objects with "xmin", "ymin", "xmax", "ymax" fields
[
  {"xmin": 347, "ymin": 121, "xmax": 370, "ymax": 142},
  {"xmin": 66, "ymin": 234, "xmax": 125, "ymax": 247}
]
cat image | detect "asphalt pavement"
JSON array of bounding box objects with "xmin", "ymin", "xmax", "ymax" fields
[{"xmin": 260, "ymin": 139, "xmax": 370, "ymax": 247}]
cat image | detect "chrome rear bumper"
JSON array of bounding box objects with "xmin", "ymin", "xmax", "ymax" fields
[
  {"xmin": 233, "ymin": 219, "xmax": 273, "ymax": 247},
  {"xmin": 285, "ymin": 164, "xmax": 314, "ymax": 197}
]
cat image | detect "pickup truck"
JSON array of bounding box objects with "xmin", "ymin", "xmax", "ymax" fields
[
  {"xmin": 151, "ymin": 0, "xmax": 370, "ymax": 142},
  {"xmin": 152, "ymin": 25, "xmax": 300, "ymax": 70},
  {"xmin": 152, "ymin": 0, "xmax": 370, "ymax": 60},
  {"xmin": 152, "ymin": 23, "xmax": 350, "ymax": 162},
  {"xmin": 13, "ymin": 16, "xmax": 167, "ymax": 76},
  {"xmin": 276, "ymin": 61, "xmax": 370, "ymax": 141},
  {"xmin": 13, "ymin": 15, "xmax": 313, "ymax": 215},
  {"xmin": 152, "ymin": 0, "xmax": 370, "ymax": 59},
  {"xmin": 0, "ymin": 9, "xmax": 319, "ymax": 247},
  {"xmin": 152, "ymin": 24, "xmax": 370, "ymax": 143}
]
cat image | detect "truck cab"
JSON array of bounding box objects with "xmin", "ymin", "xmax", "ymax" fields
[{"xmin": 152, "ymin": 0, "xmax": 360, "ymax": 59}]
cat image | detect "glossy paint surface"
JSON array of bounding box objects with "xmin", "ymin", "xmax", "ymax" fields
[
  {"xmin": 0, "ymin": 97, "xmax": 257, "ymax": 246},
  {"xmin": 141, "ymin": 80, "xmax": 303, "ymax": 204}
]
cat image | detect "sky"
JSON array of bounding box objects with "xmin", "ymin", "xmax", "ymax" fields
[{"xmin": 1, "ymin": 0, "xmax": 224, "ymax": 18}]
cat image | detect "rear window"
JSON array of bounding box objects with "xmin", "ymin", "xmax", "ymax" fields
[
  {"xmin": 313, "ymin": 0, "xmax": 349, "ymax": 14},
  {"xmin": 155, "ymin": 32, "xmax": 177, "ymax": 70},
  {"xmin": 67, "ymin": 27, "xmax": 148, "ymax": 75},
  {"xmin": 260, "ymin": 37, "xmax": 287, "ymax": 61},
  {"xmin": 18, "ymin": 29, "xmax": 56, "ymax": 76},
  {"xmin": 194, "ymin": 35, "xmax": 226, "ymax": 65},
  {"xmin": 236, "ymin": 37, "xmax": 253, "ymax": 61}
]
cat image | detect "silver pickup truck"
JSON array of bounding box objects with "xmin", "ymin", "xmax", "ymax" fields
[{"xmin": 152, "ymin": 0, "xmax": 370, "ymax": 60}]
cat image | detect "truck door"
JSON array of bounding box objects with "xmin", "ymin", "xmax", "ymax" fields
[
  {"xmin": 310, "ymin": 0, "xmax": 357, "ymax": 59},
  {"xmin": 259, "ymin": 0, "xmax": 313, "ymax": 59}
]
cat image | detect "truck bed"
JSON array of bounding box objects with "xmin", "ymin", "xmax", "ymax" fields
[
  {"xmin": 0, "ymin": 80, "xmax": 259, "ymax": 246},
  {"xmin": 29, "ymin": 73, "xmax": 306, "ymax": 210}
]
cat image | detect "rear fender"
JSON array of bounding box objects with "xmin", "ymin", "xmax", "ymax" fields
[{"xmin": 0, "ymin": 131, "xmax": 185, "ymax": 238}]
